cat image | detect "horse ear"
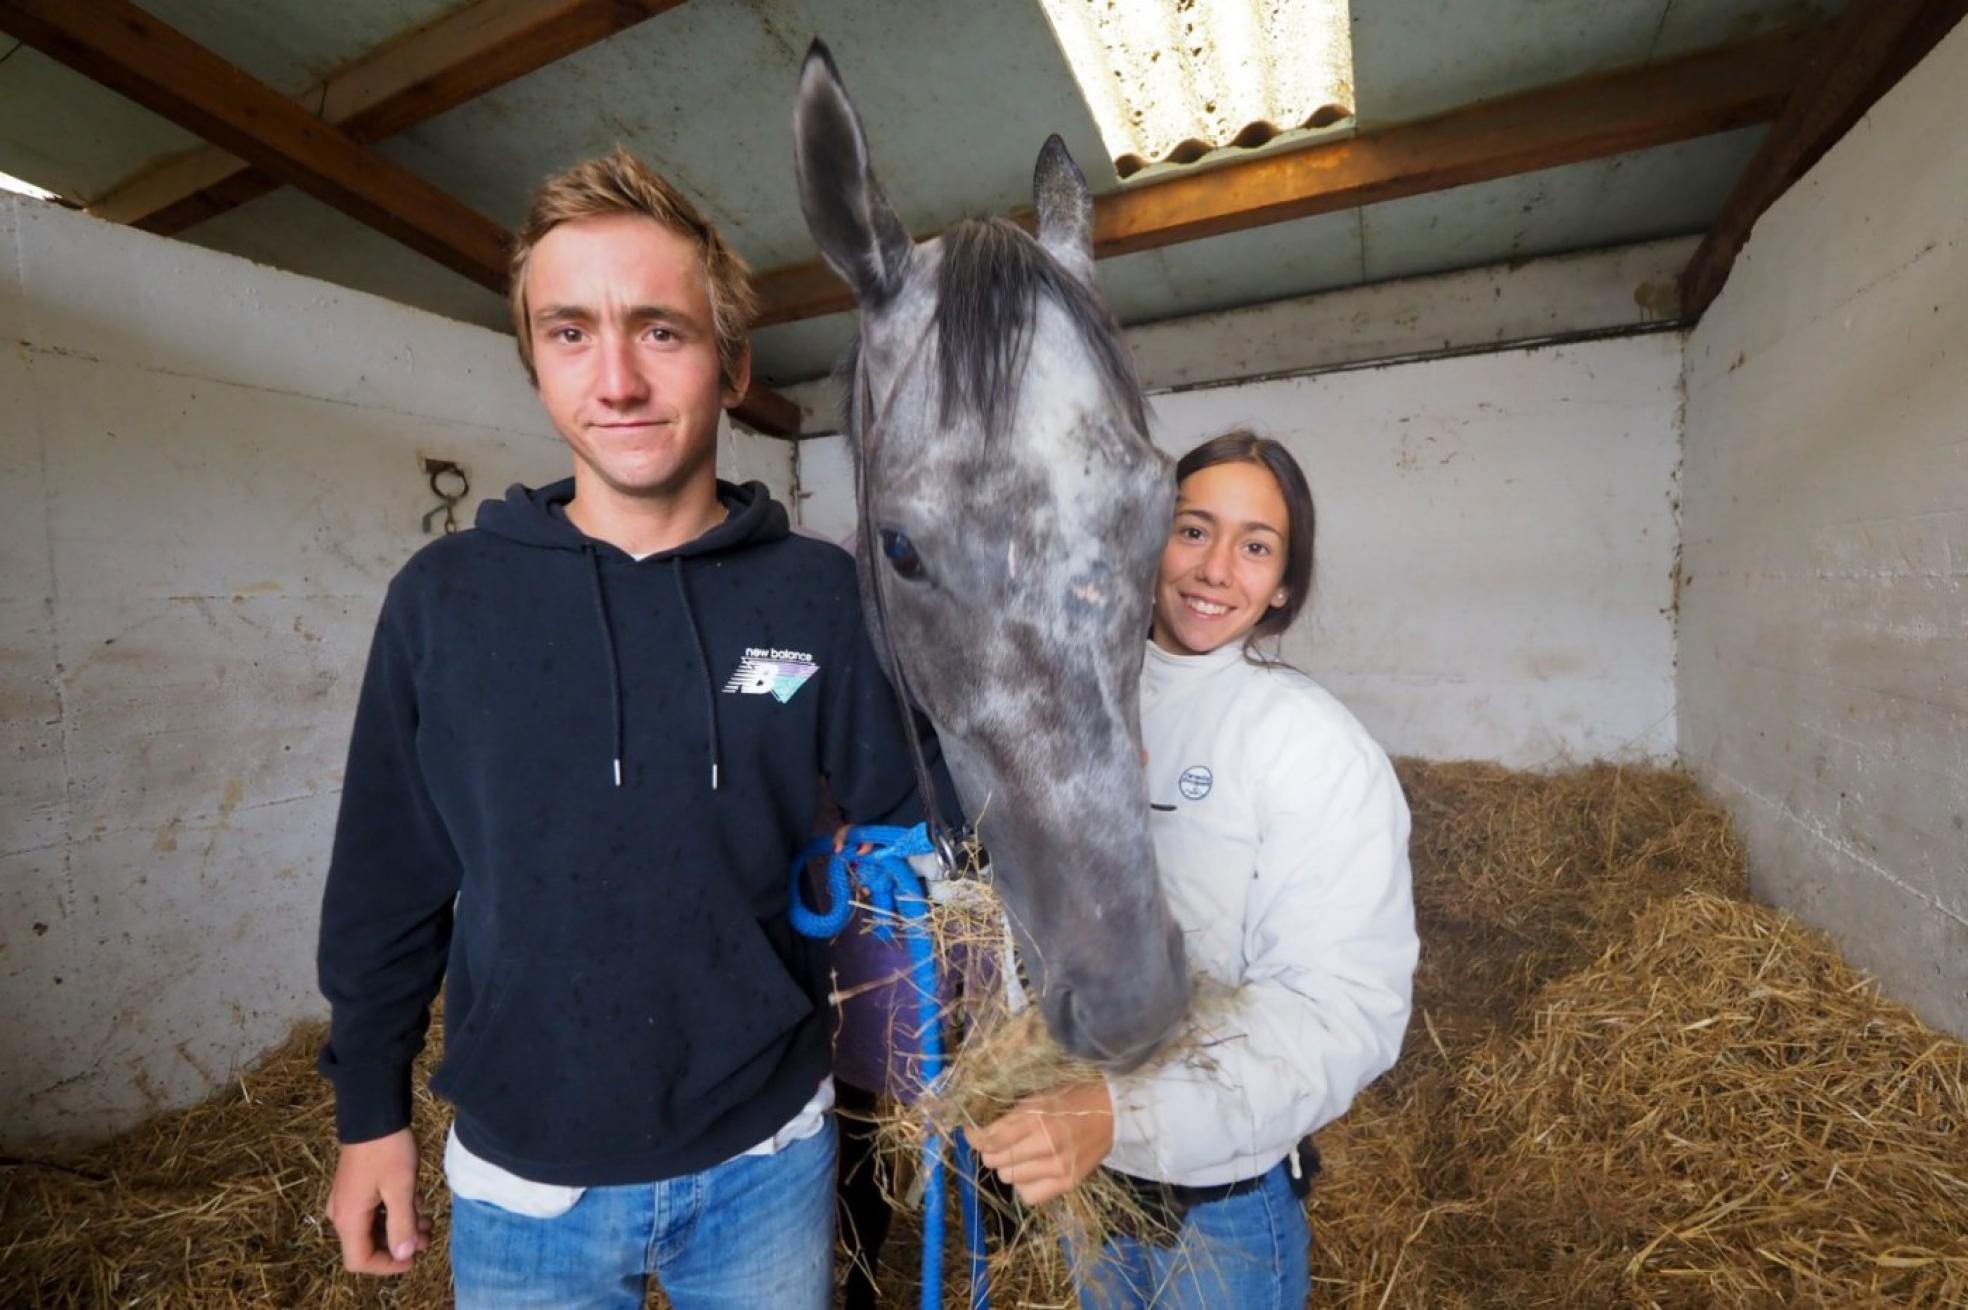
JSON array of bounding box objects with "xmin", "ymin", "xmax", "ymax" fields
[
  {"xmin": 795, "ymin": 41, "xmax": 912, "ymax": 307},
  {"xmin": 1033, "ymin": 134, "xmax": 1095, "ymax": 284}
]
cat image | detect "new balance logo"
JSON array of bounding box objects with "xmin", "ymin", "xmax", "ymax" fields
[{"xmin": 723, "ymin": 647, "xmax": 820, "ymax": 704}]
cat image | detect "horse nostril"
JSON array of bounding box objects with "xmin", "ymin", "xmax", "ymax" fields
[
  {"xmin": 1051, "ymin": 982, "xmax": 1169, "ymax": 1071},
  {"xmin": 1060, "ymin": 987, "xmax": 1120, "ymax": 1063},
  {"xmin": 1045, "ymin": 984, "xmax": 1086, "ymax": 1055}
]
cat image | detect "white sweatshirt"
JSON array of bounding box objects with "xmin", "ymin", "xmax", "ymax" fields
[{"xmin": 1104, "ymin": 640, "xmax": 1418, "ymax": 1187}]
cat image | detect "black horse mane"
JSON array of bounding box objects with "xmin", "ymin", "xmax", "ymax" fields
[{"xmin": 838, "ymin": 216, "xmax": 1147, "ymax": 444}]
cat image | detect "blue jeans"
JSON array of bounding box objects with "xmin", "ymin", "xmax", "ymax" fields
[
  {"xmin": 1074, "ymin": 1161, "xmax": 1311, "ymax": 1310},
  {"xmin": 449, "ymin": 1121, "xmax": 837, "ymax": 1310}
]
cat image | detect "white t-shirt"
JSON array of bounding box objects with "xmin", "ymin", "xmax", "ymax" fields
[
  {"xmin": 445, "ymin": 1078, "xmax": 834, "ymax": 1218},
  {"xmin": 1104, "ymin": 640, "xmax": 1418, "ymax": 1188}
]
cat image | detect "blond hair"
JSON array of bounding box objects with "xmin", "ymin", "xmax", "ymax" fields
[{"xmin": 509, "ymin": 147, "xmax": 757, "ymax": 389}]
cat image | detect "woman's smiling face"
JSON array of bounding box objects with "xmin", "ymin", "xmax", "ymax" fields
[{"xmin": 1151, "ymin": 459, "xmax": 1292, "ymax": 657}]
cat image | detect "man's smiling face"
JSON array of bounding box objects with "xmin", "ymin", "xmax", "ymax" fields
[{"xmin": 525, "ymin": 214, "xmax": 743, "ymax": 501}]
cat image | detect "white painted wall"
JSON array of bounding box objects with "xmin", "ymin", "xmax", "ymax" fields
[
  {"xmin": 1679, "ymin": 25, "xmax": 1968, "ymax": 1036},
  {"xmin": 0, "ymin": 198, "xmax": 792, "ymax": 1147},
  {"xmin": 799, "ymin": 329, "xmax": 1682, "ymax": 766}
]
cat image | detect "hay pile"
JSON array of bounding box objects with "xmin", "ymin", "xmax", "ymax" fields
[
  {"xmin": 1460, "ymin": 893, "xmax": 1968, "ymax": 1307},
  {"xmin": 1400, "ymin": 760, "xmax": 1747, "ymax": 1039},
  {"xmin": 0, "ymin": 1022, "xmax": 457, "ymax": 1308},
  {"xmin": 1303, "ymin": 763, "xmax": 1968, "ymax": 1309},
  {"xmin": 6, "ymin": 761, "xmax": 1966, "ymax": 1308}
]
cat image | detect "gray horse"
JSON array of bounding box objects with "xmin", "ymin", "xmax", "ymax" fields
[{"xmin": 794, "ymin": 42, "xmax": 1188, "ymax": 1069}]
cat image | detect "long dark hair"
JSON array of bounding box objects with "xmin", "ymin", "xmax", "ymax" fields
[{"xmin": 1173, "ymin": 430, "xmax": 1317, "ymax": 655}]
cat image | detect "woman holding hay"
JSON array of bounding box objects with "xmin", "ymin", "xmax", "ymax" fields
[{"xmin": 968, "ymin": 431, "xmax": 1419, "ymax": 1307}]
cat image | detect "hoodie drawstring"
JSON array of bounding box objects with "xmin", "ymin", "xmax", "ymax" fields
[
  {"xmin": 582, "ymin": 547, "xmax": 723, "ymax": 793},
  {"xmin": 583, "ymin": 545, "xmax": 626, "ymax": 787},
  {"xmin": 673, "ymin": 559, "xmax": 723, "ymax": 792}
]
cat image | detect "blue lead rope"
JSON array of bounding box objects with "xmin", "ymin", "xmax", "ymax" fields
[{"xmin": 789, "ymin": 823, "xmax": 990, "ymax": 1310}]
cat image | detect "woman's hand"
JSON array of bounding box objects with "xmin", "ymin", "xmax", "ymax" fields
[{"xmin": 964, "ymin": 1081, "xmax": 1114, "ymax": 1205}]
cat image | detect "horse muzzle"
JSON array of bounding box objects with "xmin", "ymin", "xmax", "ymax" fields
[{"xmin": 1039, "ymin": 918, "xmax": 1191, "ymax": 1072}]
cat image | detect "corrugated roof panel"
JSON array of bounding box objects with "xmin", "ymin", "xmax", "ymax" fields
[{"xmin": 1037, "ymin": 0, "xmax": 1353, "ymax": 177}]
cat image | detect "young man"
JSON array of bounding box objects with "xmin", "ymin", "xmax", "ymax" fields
[{"xmin": 317, "ymin": 149, "xmax": 927, "ymax": 1309}]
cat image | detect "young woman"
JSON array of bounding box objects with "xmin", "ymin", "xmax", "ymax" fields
[{"xmin": 969, "ymin": 430, "xmax": 1419, "ymax": 1308}]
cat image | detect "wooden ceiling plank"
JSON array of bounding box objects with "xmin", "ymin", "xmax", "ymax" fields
[
  {"xmin": 88, "ymin": 0, "xmax": 686, "ymax": 234},
  {"xmin": 752, "ymin": 25, "xmax": 1819, "ymax": 329},
  {"xmin": 1680, "ymin": 1, "xmax": 1967, "ymax": 319},
  {"xmin": 733, "ymin": 381, "xmax": 805, "ymax": 438}
]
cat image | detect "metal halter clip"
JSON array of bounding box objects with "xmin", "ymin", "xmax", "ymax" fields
[{"xmin": 932, "ymin": 825, "xmax": 967, "ymax": 879}]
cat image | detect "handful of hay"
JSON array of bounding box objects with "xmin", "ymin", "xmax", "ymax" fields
[{"xmin": 849, "ymin": 869, "xmax": 1241, "ymax": 1300}]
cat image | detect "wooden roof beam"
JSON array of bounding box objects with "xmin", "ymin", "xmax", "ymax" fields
[
  {"xmin": 754, "ymin": 24, "xmax": 1821, "ymax": 328},
  {"xmin": 89, "ymin": 0, "xmax": 689, "ymax": 236},
  {"xmin": 0, "ymin": 0, "xmax": 800, "ymax": 438},
  {"xmin": 1680, "ymin": 1, "xmax": 1967, "ymax": 320}
]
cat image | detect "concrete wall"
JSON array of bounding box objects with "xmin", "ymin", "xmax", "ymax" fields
[
  {"xmin": 798, "ymin": 318, "xmax": 1683, "ymax": 766},
  {"xmin": 0, "ymin": 197, "xmax": 792, "ymax": 1147},
  {"xmin": 1678, "ymin": 25, "xmax": 1968, "ymax": 1036}
]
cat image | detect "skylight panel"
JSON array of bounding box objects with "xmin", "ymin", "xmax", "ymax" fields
[
  {"xmin": 0, "ymin": 168, "xmax": 62, "ymax": 202},
  {"xmin": 1038, "ymin": 0, "xmax": 1354, "ymax": 178}
]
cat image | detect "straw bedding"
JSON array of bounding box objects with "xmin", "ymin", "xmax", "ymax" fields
[
  {"xmin": 5, "ymin": 760, "xmax": 1964, "ymax": 1308},
  {"xmin": 1285, "ymin": 763, "xmax": 1968, "ymax": 1310}
]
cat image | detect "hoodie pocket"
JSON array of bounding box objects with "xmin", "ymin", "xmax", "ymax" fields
[{"xmin": 429, "ymin": 924, "xmax": 818, "ymax": 1168}]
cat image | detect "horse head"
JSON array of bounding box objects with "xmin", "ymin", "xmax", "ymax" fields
[{"xmin": 794, "ymin": 42, "xmax": 1188, "ymax": 1070}]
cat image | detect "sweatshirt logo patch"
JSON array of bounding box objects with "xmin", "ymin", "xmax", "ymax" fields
[
  {"xmin": 723, "ymin": 648, "xmax": 820, "ymax": 704},
  {"xmin": 1178, "ymin": 766, "xmax": 1214, "ymax": 801}
]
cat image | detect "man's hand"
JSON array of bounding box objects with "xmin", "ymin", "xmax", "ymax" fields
[
  {"xmin": 327, "ymin": 1128, "xmax": 431, "ymax": 1275},
  {"xmin": 965, "ymin": 1081, "xmax": 1115, "ymax": 1206}
]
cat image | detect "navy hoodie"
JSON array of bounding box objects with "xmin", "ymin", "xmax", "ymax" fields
[{"xmin": 317, "ymin": 477, "xmax": 925, "ymax": 1186}]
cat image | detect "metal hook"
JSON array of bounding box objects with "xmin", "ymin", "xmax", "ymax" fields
[{"xmin": 421, "ymin": 458, "xmax": 470, "ymax": 535}]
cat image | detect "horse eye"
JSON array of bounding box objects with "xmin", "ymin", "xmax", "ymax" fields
[{"xmin": 880, "ymin": 529, "xmax": 926, "ymax": 580}]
